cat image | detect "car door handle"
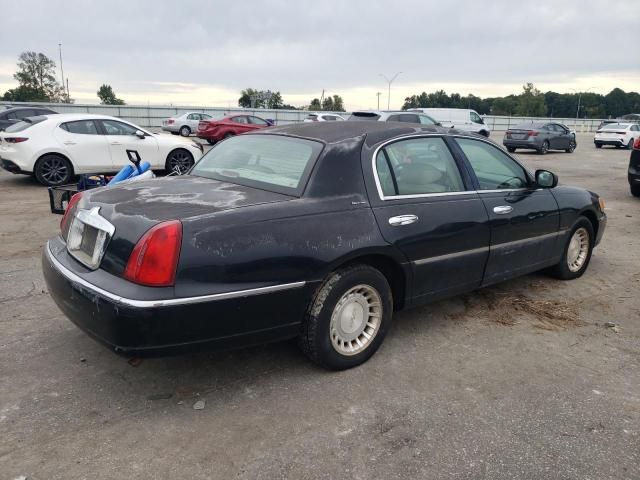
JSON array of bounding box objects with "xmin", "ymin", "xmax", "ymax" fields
[
  {"xmin": 110, "ymin": 142, "xmax": 123, "ymax": 146},
  {"xmin": 388, "ymin": 214, "xmax": 419, "ymax": 226},
  {"xmin": 63, "ymin": 141, "xmax": 76, "ymax": 145},
  {"xmin": 493, "ymin": 206, "xmax": 513, "ymax": 215}
]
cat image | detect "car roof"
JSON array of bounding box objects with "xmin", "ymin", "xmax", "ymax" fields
[
  {"xmin": 31, "ymin": 113, "xmax": 125, "ymax": 122},
  {"xmin": 254, "ymin": 120, "xmax": 473, "ymax": 144},
  {"xmin": 2, "ymin": 106, "xmax": 56, "ymax": 113}
]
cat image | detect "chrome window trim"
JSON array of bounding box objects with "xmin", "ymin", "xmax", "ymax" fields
[
  {"xmin": 46, "ymin": 242, "xmax": 306, "ymax": 308},
  {"xmin": 370, "ymin": 133, "xmax": 536, "ymax": 201}
]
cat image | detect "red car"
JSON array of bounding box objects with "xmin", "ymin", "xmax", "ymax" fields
[{"xmin": 197, "ymin": 114, "xmax": 271, "ymax": 144}]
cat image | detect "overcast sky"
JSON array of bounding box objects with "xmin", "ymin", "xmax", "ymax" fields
[{"xmin": 1, "ymin": 0, "xmax": 638, "ymax": 110}]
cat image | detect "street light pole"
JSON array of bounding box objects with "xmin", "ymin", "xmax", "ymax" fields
[
  {"xmin": 570, "ymin": 87, "xmax": 596, "ymax": 131},
  {"xmin": 58, "ymin": 42, "xmax": 66, "ymax": 102},
  {"xmin": 379, "ymin": 72, "xmax": 402, "ymax": 110},
  {"xmin": 376, "ymin": 92, "xmax": 381, "ymax": 110}
]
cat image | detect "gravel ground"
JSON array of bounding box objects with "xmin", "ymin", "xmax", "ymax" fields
[{"xmin": 1, "ymin": 133, "xmax": 638, "ymax": 479}]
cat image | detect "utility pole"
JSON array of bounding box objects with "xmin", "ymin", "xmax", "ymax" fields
[
  {"xmin": 66, "ymin": 78, "xmax": 70, "ymax": 100},
  {"xmin": 376, "ymin": 92, "xmax": 381, "ymax": 110},
  {"xmin": 58, "ymin": 42, "xmax": 66, "ymax": 102},
  {"xmin": 570, "ymin": 86, "xmax": 596, "ymax": 130},
  {"xmin": 379, "ymin": 72, "xmax": 402, "ymax": 110}
]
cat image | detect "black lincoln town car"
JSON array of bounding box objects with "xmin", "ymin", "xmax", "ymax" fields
[{"xmin": 42, "ymin": 122, "xmax": 606, "ymax": 370}]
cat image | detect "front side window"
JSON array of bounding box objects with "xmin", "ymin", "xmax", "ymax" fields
[
  {"xmin": 248, "ymin": 116, "xmax": 268, "ymax": 126},
  {"xmin": 61, "ymin": 120, "xmax": 99, "ymax": 135},
  {"xmin": 187, "ymin": 113, "xmax": 198, "ymax": 120},
  {"xmin": 455, "ymin": 137, "xmax": 529, "ymax": 190},
  {"xmin": 387, "ymin": 114, "xmax": 420, "ymax": 124},
  {"xmin": 201, "ymin": 113, "xmax": 212, "ymax": 119},
  {"xmin": 231, "ymin": 116, "xmax": 248, "ymax": 124},
  {"xmin": 375, "ymin": 137, "xmax": 465, "ymax": 196},
  {"xmin": 419, "ymin": 115, "xmax": 437, "ymax": 125},
  {"xmin": 470, "ymin": 111, "xmax": 483, "ymax": 124},
  {"xmin": 190, "ymin": 134, "xmax": 323, "ymax": 196},
  {"xmin": 101, "ymin": 120, "xmax": 138, "ymax": 136}
]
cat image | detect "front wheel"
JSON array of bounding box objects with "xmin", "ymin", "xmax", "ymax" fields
[
  {"xmin": 34, "ymin": 154, "xmax": 73, "ymax": 186},
  {"xmin": 506, "ymin": 146, "xmax": 516, "ymax": 153},
  {"xmin": 627, "ymin": 139, "xmax": 634, "ymax": 150},
  {"xmin": 165, "ymin": 149, "xmax": 194, "ymax": 175},
  {"xmin": 566, "ymin": 140, "xmax": 576, "ymax": 153},
  {"xmin": 299, "ymin": 265, "xmax": 393, "ymax": 370},
  {"xmin": 595, "ymin": 143, "xmax": 602, "ymax": 148},
  {"xmin": 549, "ymin": 218, "xmax": 594, "ymax": 280},
  {"xmin": 206, "ymin": 139, "xmax": 216, "ymax": 145},
  {"xmin": 179, "ymin": 126, "xmax": 191, "ymax": 137},
  {"xmin": 631, "ymin": 184, "xmax": 640, "ymax": 197}
]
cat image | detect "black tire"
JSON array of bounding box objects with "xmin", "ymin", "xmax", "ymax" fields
[
  {"xmin": 165, "ymin": 149, "xmax": 194, "ymax": 175},
  {"xmin": 480, "ymin": 130, "xmax": 490, "ymax": 138},
  {"xmin": 627, "ymin": 139, "xmax": 634, "ymax": 150},
  {"xmin": 206, "ymin": 139, "xmax": 216, "ymax": 145},
  {"xmin": 549, "ymin": 218, "xmax": 594, "ymax": 280},
  {"xmin": 631, "ymin": 184, "xmax": 640, "ymax": 197},
  {"xmin": 565, "ymin": 139, "xmax": 576, "ymax": 153},
  {"xmin": 299, "ymin": 265, "xmax": 393, "ymax": 370},
  {"xmin": 506, "ymin": 146, "xmax": 516, "ymax": 153},
  {"xmin": 34, "ymin": 154, "xmax": 73, "ymax": 186},
  {"xmin": 595, "ymin": 143, "xmax": 602, "ymax": 148},
  {"xmin": 537, "ymin": 140, "xmax": 549, "ymax": 155},
  {"xmin": 179, "ymin": 126, "xmax": 191, "ymax": 137},
  {"xmin": 223, "ymin": 132, "xmax": 234, "ymax": 140},
  {"xmin": 170, "ymin": 131, "xmax": 179, "ymax": 135}
]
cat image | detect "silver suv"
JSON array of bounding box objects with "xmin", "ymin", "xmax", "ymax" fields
[{"xmin": 348, "ymin": 110, "xmax": 440, "ymax": 126}]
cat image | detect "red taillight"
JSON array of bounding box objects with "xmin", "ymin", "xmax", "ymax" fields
[
  {"xmin": 505, "ymin": 130, "xmax": 512, "ymax": 138},
  {"xmin": 60, "ymin": 192, "xmax": 83, "ymax": 231},
  {"xmin": 5, "ymin": 137, "xmax": 28, "ymax": 143},
  {"xmin": 124, "ymin": 220, "xmax": 182, "ymax": 287},
  {"xmin": 167, "ymin": 119, "xmax": 175, "ymax": 124},
  {"xmin": 634, "ymin": 137, "xmax": 640, "ymax": 149},
  {"xmin": 527, "ymin": 130, "xmax": 538, "ymax": 137}
]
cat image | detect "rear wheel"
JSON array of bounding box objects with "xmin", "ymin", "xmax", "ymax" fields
[
  {"xmin": 631, "ymin": 184, "xmax": 640, "ymax": 197},
  {"xmin": 179, "ymin": 126, "xmax": 191, "ymax": 137},
  {"xmin": 595, "ymin": 143, "xmax": 602, "ymax": 148},
  {"xmin": 223, "ymin": 132, "xmax": 234, "ymax": 140},
  {"xmin": 550, "ymin": 218, "xmax": 594, "ymax": 280},
  {"xmin": 206, "ymin": 139, "xmax": 216, "ymax": 145},
  {"xmin": 165, "ymin": 149, "xmax": 194, "ymax": 175},
  {"xmin": 480, "ymin": 130, "xmax": 489, "ymax": 138},
  {"xmin": 34, "ymin": 154, "xmax": 73, "ymax": 186},
  {"xmin": 299, "ymin": 265, "xmax": 393, "ymax": 370},
  {"xmin": 538, "ymin": 140, "xmax": 549, "ymax": 155},
  {"xmin": 506, "ymin": 146, "xmax": 516, "ymax": 153}
]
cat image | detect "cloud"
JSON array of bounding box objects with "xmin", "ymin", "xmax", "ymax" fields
[{"xmin": 1, "ymin": 0, "xmax": 638, "ymax": 109}]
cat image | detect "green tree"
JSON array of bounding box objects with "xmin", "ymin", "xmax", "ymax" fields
[
  {"xmin": 238, "ymin": 88, "xmax": 286, "ymax": 109},
  {"xmin": 322, "ymin": 96, "xmax": 334, "ymax": 111},
  {"xmin": 2, "ymin": 51, "xmax": 65, "ymax": 102},
  {"xmin": 309, "ymin": 98, "xmax": 322, "ymax": 111},
  {"xmin": 330, "ymin": 95, "xmax": 345, "ymax": 112},
  {"xmin": 604, "ymin": 88, "xmax": 629, "ymax": 118},
  {"xmin": 516, "ymin": 83, "xmax": 545, "ymax": 117},
  {"xmin": 97, "ymin": 84, "xmax": 125, "ymax": 105}
]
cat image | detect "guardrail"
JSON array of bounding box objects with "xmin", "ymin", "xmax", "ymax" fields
[{"xmin": 0, "ymin": 101, "xmax": 609, "ymax": 132}]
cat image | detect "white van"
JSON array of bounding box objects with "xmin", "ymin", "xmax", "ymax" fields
[{"xmin": 408, "ymin": 108, "xmax": 490, "ymax": 137}]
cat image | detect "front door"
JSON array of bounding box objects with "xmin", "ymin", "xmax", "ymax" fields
[
  {"xmin": 98, "ymin": 119, "xmax": 160, "ymax": 170},
  {"xmin": 368, "ymin": 136, "xmax": 490, "ymax": 303},
  {"xmin": 453, "ymin": 137, "xmax": 560, "ymax": 285}
]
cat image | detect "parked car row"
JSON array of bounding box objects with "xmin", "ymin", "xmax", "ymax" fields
[{"xmin": 0, "ymin": 114, "xmax": 203, "ymax": 185}]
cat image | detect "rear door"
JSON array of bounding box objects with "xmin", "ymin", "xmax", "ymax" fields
[
  {"xmin": 366, "ymin": 135, "xmax": 490, "ymax": 303},
  {"xmin": 54, "ymin": 120, "xmax": 111, "ymax": 174},
  {"xmin": 453, "ymin": 137, "xmax": 560, "ymax": 285},
  {"xmin": 98, "ymin": 119, "xmax": 160, "ymax": 169},
  {"xmin": 186, "ymin": 113, "xmax": 200, "ymax": 132}
]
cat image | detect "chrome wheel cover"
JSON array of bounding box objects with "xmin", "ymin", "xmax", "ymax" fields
[
  {"xmin": 567, "ymin": 227, "xmax": 589, "ymax": 272},
  {"xmin": 329, "ymin": 284, "xmax": 382, "ymax": 356}
]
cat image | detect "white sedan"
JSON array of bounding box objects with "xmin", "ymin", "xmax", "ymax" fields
[
  {"xmin": 0, "ymin": 113, "xmax": 203, "ymax": 186},
  {"xmin": 303, "ymin": 113, "xmax": 345, "ymax": 122},
  {"xmin": 594, "ymin": 122, "xmax": 640, "ymax": 149},
  {"xmin": 162, "ymin": 112, "xmax": 214, "ymax": 137}
]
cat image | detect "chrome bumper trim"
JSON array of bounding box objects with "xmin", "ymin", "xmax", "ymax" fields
[{"xmin": 45, "ymin": 241, "xmax": 306, "ymax": 308}]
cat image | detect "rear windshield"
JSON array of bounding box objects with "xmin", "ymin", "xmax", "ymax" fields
[
  {"xmin": 4, "ymin": 116, "xmax": 46, "ymax": 132},
  {"xmin": 603, "ymin": 123, "xmax": 629, "ymax": 130},
  {"xmin": 348, "ymin": 112, "xmax": 381, "ymax": 121},
  {"xmin": 190, "ymin": 134, "xmax": 323, "ymax": 196}
]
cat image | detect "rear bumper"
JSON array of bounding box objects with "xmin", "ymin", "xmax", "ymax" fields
[
  {"xmin": 1, "ymin": 158, "xmax": 29, "ymax": 174},
  {"xmin": 503, "ymin": 138, "xmax": 540, "ymax": 149},
  {"xmin": 594, "ymin": 138, "xmax": 625, "ymax": 146},
  {"xmin": 42, "ymin": 239, "xmax": 314, "ymax": 356},
  {"xmin": 161, "ymin": 125, "xmax": 179, "ymax": 133}
]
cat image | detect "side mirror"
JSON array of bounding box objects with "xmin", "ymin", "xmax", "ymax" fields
[
  {"xmin": 135, "ymin": 130, "xmax": 145, "ymax": 139},
  {"xmin": 535, "ymin": 169, "xmax": 558, "ymax": 188}
]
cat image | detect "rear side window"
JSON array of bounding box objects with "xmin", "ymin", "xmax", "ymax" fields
[
  {"xmin": 248, "ymin": 116, "xmax": 268, "ymax": 125},
  {"xmin": 387, "ymin": 114, "xmax": 420, "ymax": 124},
  {"xmin": 375, "ymin": 137, "xmax": 465, "ymax": 197},
  {"xmin": 190, "ymin": 134, "xmax": 323, "ymax": 196},
  {"xmin": 61, "ymin": 120, "xmax": 99, "ymax": 135},
  {"xmin": 455, "ymin": 138, "xmax": 529, "ymax": 190},
  {"xmin": 231, "ymin": 116, "xmax": 248, "ymax": 124}
]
